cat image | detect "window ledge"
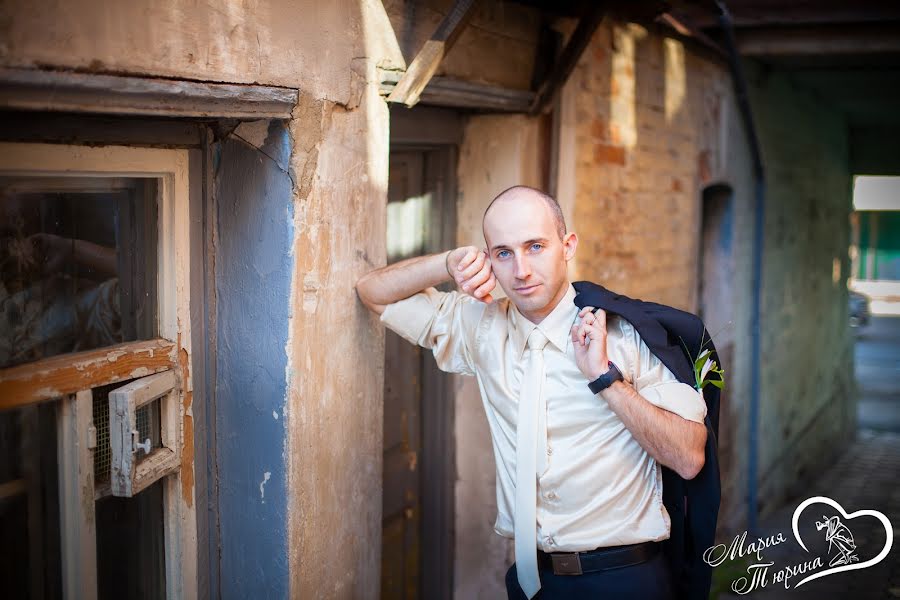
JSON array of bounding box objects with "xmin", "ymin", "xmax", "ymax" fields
[{"xmin": 0, "ymin": 67, "xmax": 298, "ymax": 120}]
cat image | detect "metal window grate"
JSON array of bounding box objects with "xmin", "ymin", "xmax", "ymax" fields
[
  {"xmin": 134, "ymin": 400, "xmax": 162, "ymax": 465},
  {"xmin": 92, "ymin": 385, "xmax": 113, "ymax": 484},
  {"xmin": 93, "ymin": 380, "xmax": 163, "ymax": 479}
]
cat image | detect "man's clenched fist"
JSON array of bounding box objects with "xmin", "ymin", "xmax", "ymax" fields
[{"xmin": 446, "ymin": 246, "xmax": 496, "ymax": 303}]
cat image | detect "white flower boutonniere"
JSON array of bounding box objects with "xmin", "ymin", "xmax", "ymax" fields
[
  {"xmin": 693, "ymin": 347, "xmax": 725, "ymax": 392},
  {"xmin": 679, "ymin": 325, "xmax": 728, "ymax": 393}
]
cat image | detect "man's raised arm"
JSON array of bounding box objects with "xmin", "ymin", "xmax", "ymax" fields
[{"xmin": 355, "ymin": 246, "xmax": 496, "ymax": 315}]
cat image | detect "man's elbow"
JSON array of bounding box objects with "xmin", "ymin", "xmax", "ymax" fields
[
  {"xmin": 679, "ymin": 449, "xmax": 705, "ymax": 480},
  {"xmin": 355, "ymin": 276, "xmax": 386, "ymax": 315}
]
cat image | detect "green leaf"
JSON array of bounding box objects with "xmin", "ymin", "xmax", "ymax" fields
[
  {"xmin": 694, "ymin": 351, "xmax": 710, "ymax": 370},
  {"xmin": 709, "ymin": 379, "xmax": 724, "ymax": 389}
]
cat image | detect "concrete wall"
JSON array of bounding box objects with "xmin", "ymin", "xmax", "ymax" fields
[
  {"xmin": 214, "ymin": 124, "xmax": 294, "ymax": 598},
  {"xmin": 747, "ymin": 64, "xmax": 856, "ymax": 516}
]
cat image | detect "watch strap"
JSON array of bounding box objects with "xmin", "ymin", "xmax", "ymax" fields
[{"xmin": 588, "ymin": 360, "xmax": 624, "ymax": 394}]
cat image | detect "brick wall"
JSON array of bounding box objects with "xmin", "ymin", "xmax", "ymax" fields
[{"xmin": 559, "ymin": 19, "xmax": 756, "ymax": 536}]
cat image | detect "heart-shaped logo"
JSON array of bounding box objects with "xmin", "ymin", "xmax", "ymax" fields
[{"xmin": 791, "ymin": 495, "xmax": 894, "ymax": 588}]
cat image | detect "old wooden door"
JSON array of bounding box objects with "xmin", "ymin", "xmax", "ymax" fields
[{"xmin": 381, "ymin": 131, "xmax": 457, "ymax": 599}]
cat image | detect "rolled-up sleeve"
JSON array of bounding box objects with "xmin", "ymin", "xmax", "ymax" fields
[
  {"xmin": 380, "ymin": 287, "xmax": 486, "ymax": 376},
  {"xmin": 624, "ymin": 322, "xmax": 707, "ymax": 424}
]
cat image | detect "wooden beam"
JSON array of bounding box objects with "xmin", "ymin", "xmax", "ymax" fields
[
  {"xmin": 670, "ymin": 0, "xmax": 900, "ymax": 29},
  {"xmin": 387, "ymin": 0, "xmax": 480, "ymax": 108},
  {"xmin": 735, "ymin": 24, "xmax": 900, "ymax": 57},
  {"xmin": 0, "ymin": 338, "xmax": 176, "ymax": 410},
  {"xmin": 0, "ymin": 68, "xmax": 298, "ymax": 119},
  {"xmin": 529, "ymin": 5, "xmax": 605, "ymax": 116},
  {"xmin": 657, "ymin": 12, "xmax": 728, "ymax": 60},
  {"xmin": 382, "ymin": 71, "xmax": 535, "ymax": 113}
]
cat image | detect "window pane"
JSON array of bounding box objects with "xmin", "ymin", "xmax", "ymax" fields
[
  {"xmin": 0, "ymin": 176, "xmax": 158, "ymax": 369},
  {"xmin": 95, "ymin": 478, "xmax": 166, "ymax": 600},
  {"xmin": 0, "ymin": 402, "xmax": 63, "ymax": 599}
]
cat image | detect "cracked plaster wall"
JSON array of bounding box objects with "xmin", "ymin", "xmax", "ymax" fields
[{"xmin": 2, "ymin": 0, "xmax": 404, "ymax": 597}]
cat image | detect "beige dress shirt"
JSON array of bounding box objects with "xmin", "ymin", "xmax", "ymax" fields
[{"xmin": 380, "ymin": 282, "xmax": 707, "ymax": 552}]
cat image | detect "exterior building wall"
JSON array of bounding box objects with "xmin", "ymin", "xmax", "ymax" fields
[
  {"xmin": 1, "ymin": 0, "xmax": 405, "ymax": 597},
  {"xmin": 747, "ymin": 64, "xmax": 856, "ymax": 516},
  {"xmin": 0, "ymin": 0, "xmax": 404, "ymax": 104}
]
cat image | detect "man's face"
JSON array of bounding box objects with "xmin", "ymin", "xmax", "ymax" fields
[{"xmin": 483, "ymin": 193, "xmax": 576, "ymax": 322}]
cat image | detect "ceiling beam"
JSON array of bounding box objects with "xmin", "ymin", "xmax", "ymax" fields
[
  {"xmin": 669, "ymin": 0, "xmax": 900, "ymax": 29},
  {"xmin": 381, "ymin": 70, "xmax": 535, "ymax": 113},
  {"xmin": 735, "ymin": 24, "xmax": 900, "ymax": 57},
  {"xmin": 387, "ymin": 0, "xmax": 479, "ymax": 108},
  {"xmin": 528, "ymin": 4, "xmax": 605, "ymax": 116}
]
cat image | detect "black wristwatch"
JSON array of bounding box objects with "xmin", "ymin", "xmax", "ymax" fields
[{"xmin": 588, "ymin": 361, "xmax": 624, "ymax": 394}]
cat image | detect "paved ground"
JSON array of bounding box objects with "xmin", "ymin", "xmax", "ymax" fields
[
  {"xmin": 858, "ymin": 316, "xmax": 900, "ymax": 433},
  {"xmin": 716, "ymin": 316, "xmax": 900, "ymax": 600}
]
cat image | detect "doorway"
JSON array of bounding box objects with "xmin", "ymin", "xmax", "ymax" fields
[
  {"xmin": 697, "ymin": 182, "xmax": 736, "ymax": 513},
  {"xmin": 381, "ymin": 107, "xmax": 461, "ymax": 600}
]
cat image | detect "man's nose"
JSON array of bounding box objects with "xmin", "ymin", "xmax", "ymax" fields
[{"xmin": 514, "ymin": 252, "xmax": 531, "ymax": 278}]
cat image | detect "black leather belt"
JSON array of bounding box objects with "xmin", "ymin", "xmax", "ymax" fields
[{"xmin": 537, "ymin": 541, "xmax": 660, "ymax": 576}]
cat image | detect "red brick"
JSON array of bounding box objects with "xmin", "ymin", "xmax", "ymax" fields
[{"xmin": 594, "ymin": 144, "xmax": 626, "ymax": 165}]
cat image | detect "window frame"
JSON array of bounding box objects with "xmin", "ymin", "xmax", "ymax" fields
[{"xmin": 0, "ymin": 142, "xmax": 197, "ymax": 600}]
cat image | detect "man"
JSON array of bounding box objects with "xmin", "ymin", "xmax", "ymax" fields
[{"xmin": 355, "ymin": 185, "xmax": 707, "ymax": 599}]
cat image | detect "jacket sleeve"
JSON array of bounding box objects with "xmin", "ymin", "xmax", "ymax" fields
[{"xmin": 380, "ymin": 287, "xmax": 487, "ymax": 376}]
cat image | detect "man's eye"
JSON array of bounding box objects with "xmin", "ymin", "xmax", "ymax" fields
[
  {"xmin": 531, "ymin": 243, "xmax": 543, "ymax": 251},
  {"xmin": 498, "ymin": 250, "xmax": 510, "ymax": 258}
]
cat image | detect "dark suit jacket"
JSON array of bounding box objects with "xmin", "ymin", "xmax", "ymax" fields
[{"xmin": 573, "ymin": 281, "xmax": 722, "ymax": 600}]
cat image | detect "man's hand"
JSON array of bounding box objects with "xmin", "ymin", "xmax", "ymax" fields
[
  {"xmin": 446, "ymin": 246, "xmax": 496, "ymax": 303},
  {"xmin": 571, "ymin": 306, "xmax": 611, "ymax": 380},
  {"xmin": 573, "ymin": 306, "xmax": 707, "ymax": 479}
]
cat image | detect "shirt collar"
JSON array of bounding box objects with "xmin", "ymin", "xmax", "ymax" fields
[{"xmin": 510, "ymin": 283, "xmax": 578, "ymax": 358}]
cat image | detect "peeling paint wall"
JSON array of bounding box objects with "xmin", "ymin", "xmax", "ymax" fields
[
  {"xmin": 3, "ymin": 0, "xmax": 403, "ymax": 597},
  {"xmin": 214, "ymin": 122, "xmax": 294, "ymax": 598},
  {"xmin": 284, "ymin": 6, "xmax": 396, "ymax": 595},
  {"xmin": 0, "ymin": 0, "xmax": 404, "ymax": 106}
]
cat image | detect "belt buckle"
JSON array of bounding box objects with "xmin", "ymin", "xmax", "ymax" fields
[{"xmin": 550, "ymin": 552, "xmax": 583, "ymax": 576}]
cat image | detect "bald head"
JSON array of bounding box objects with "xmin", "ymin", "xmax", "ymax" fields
[{"xmin": 482, "ymin": 185, "xmax": 566, "ymax": 243}]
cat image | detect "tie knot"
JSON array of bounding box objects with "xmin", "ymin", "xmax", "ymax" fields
[{"xmin": 527, "ymin": 328, "xmax": 549, "ymax": 351}]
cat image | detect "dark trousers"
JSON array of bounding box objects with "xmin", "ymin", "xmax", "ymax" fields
[{"xmin": 505, "ymin": 551, "xmax": 675, "ymax": 600}]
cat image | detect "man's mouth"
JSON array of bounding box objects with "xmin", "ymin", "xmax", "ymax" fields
[{"xmin": 514, "ymin": 283, "xmax": 541, "ymax": 295}]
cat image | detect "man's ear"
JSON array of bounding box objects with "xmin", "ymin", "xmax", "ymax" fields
[{"xmin": 563, "ymin": 231, "xmax": 578, "ymax": 261}]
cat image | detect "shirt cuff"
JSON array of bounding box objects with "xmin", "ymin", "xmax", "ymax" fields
[{"xmin": 638, "ymin": 381, "xmax": 707, "ymax": 424}]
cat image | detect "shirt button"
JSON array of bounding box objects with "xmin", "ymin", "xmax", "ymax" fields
[
  {"xmin": 546, "ymin": 446, "xmax": 553, "ymax": 456},
  {"xmin": 547, "ymin": 491, "xmax": 557, "ymax": 500},
  {"xmin": 546, "ymin": 536, "xmax": 555, "ymax": 546}
]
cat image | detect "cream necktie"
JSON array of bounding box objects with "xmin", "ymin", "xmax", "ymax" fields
[{"xmin": 515, "ymin": 328, "xmax": 549, "ymax": 598}]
